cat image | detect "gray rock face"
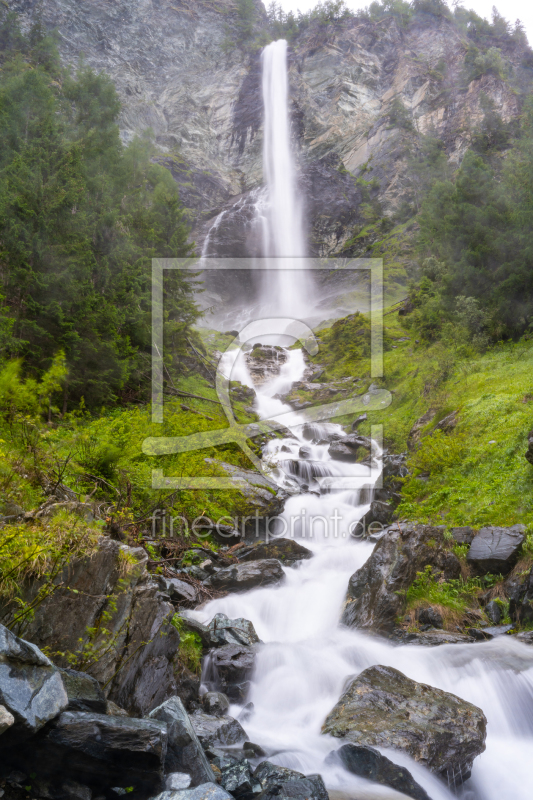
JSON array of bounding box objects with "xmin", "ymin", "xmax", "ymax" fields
[
  {"xmin": 209, "ymin": 644, "xmax": 256, "ymax": 702},
  {"xmin": 322, "ymin": 665, "xmax": 487, "ymax": 785},
  {"xmin": 256, "ymin": 776, "xmax": 328, "ymax": 800},
  {"xmin": 253, "ymin": 762, "xmax": 305, "ymax": 789},
  {"xmin": 467, "ymin": 526, "xmax": 525, "ymax": 574},
  {"xmin": 208, "ymin": 613, "xmax": 260, "ymax": 648},
  {"xmin": 450, "ymin": 526, "xmax": 475, "ymax": 545},
  {"xmin": 0, "ymin": 624, "xmax": 68, "ymax": 745},
  {"xmin": 220, "ymin": 759, "xmax": 262, "ymax": 800},
  {"xmin": 201, "ymin": 692, "xmax": 230, "ymax": 717},
  {"xmin": 328, "ymin": 744, "xmax": 431, "ymax": 800},
  {"xmin": 210, "ymin": 560, "xmax": 284, "ymax": 593},
  {"xmin": 341, "ymin": 524, "xmax": 461, "ymax": 633},
  {"xmin": 20, "ymin": 539, "xmax": 181, "ymax": 718},
  {"xmin": 189, "ymin": 711, "xmax": 247, "ymax": 749},
  {"xmin": 235, "ymin": 538, "xmax": 312, "ymax": 567},
  {"xmin": 60, "ymin": 668, "xmax": 107, "ymax": 714},
  {"xmin": 152, "ymin": 784, "xmax": 234, "ymax": 800},
  {"xmin": 6, "ymin": 711, "xmax": 167, "ymax": 797},
  {"xmin": 148, "ymin": 696, "xmax": 216, "ymax": 788}
]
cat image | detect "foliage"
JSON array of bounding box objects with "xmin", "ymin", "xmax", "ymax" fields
[
  {"xmin": 0, "ymin": 9, "xmax": 199, "ymax": 409},
  {"xmin": 388, "ymin": 97, "xmax": 414, "ymax": 131},
  {"xmin": 171, "ymin": 614, "xmax": 203, "ymax": 674}
]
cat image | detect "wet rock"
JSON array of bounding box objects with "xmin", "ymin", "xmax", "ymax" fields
[
  {"xmin": 482, "ymin": 625, "xmax": 514, "ymax": 637},
  {"xmin": 245, "ymin": 346, "xmax": 288, "ymax": 386},
  {"xmin": 416, "ymin": 607, "xmax": 443, "ymax": 629},
  {"xmin": 514, "ymin": 631, "xmax": 533, "ymax": 645},
  {"xmin": 166, "ymin": 773, "xmax": 192, "ymax": 791},
  {"xmin": 209, "ymin": 644, "xmax": 256, "ymax": 702},
  {"xmin": 327, "ymin": 744, "xmax": 431, "ymax": 800},
  {"xmin": 220, "ymin": 760, "xmax": 262, "ymax": 800},
  {"xmin": 0, "ymin": 623, "xmax": 68, "ymax": 746},
  {"xmin": 322, "ymin": 665, "xmax": 486, "ymax": 784},
  {"xmin": 243, "ymin": 742, "xmax": 266, "ymax": 759},
  {"xmin": 148, "ymin": 696, "xmax": 215, "ymax": 788},
  {"xmin": 166, "ymin": 580, "xmax": 199, "ymax": 606},
  {"xmin": 450, "ymin": 527, "xmax": 475, "ymax": 546},
  {"xmin": 152, "ymin": 783, "xmax": 233, "ymax": 800},
  {"xmin": 328, "ymin": 442, "xmax": 359, "ymax": 462},
  {"xmin": 391, "ymin": 630, "xmax": 474, "ymax": 647},
  {"xmin": 340, "ymin": 433, "xmax": 373, "ymax": 451},
  {"xmin": 60, "ymin": 669, "xmax": 107, "ymax": 714},
  {"xmin": 485, "ymin": 600, "xmax": 502, "ymax": 625},
  {"xmin": 467, "ymin": 526, "xmax": 526, "ymax": 575},
  {"xmin": 0, "ymin": 704, "xmax": 15, "ymax": 735},
  {"xmin": 234, "ymin": 539, "xmax": 312, "ymax": 567},
  {"xmin": 341, "ymin": 524, "xmax": 461, "ymax": 633},
  {"xmin": 189, "ymin": 712, "xmax": 247, "ymax": 749},
  {"xmin": 510, "ymin": 565, "xmax": 533, "ymax": 625},
  {"xmin": 256, "ymin": 776, "xmax": 328, "ymax": 800},
  {"xmin": 202, "ymin": 693, "xmax": 230, "ymax": 717},
  {"xmin": 208, "ymin": 614, "xmax": 260, "ymax": 648},
  {"xmin": 4, "ymin": 711, "xmax": 167, "ymax": 797},
  {"xmin": 174, "ymin": 664, "xmax": 201, "ymax": 713},
  {"xmin": 253, "ymin": 762, "xmax": 304, "ymax": 789},
  {"xmin": 298, "ymin": 446, "xmax": 312, "ymax": 460},
  {"xmin": 210, "ymin": 561, "xmax": 284, "ymax": 593}
]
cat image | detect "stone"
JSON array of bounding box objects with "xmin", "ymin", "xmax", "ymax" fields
[
  {"xmin": 510, "ymin": 565, "xmax": 533, "ymax": 625},
  {"xmin": 255, "ymin": 776, "xmax": 328, "ymax": 800},
  {"xmin": 0, "ymin": 623, "xmax": 68, "ymax": 746},
  {"xmin": 407, "ymin": 410, "xmax": 437, "ymax": 450},
  {"xmin": 340, "ymin": 433, "xmax": 373, "ymax": 451},
  {"xmin": 341, "ymin": 524, "xmax": 461, "ymax": 633},
  {"xmin": 0, "ymin": 704, "xmax": 15, "ymax": 735},
  {"xmin": 322, "ymin": 665, "xmax": 486, "ymax": 785},
  {"xmin": 253, "ymin": 762, "xmax": 305, "ymax": 789},
  {"xmin": 327, "ymin": 744, "xmax": 431, "ymax": 800},
  {"xmin": 234, "ymin": 539, "xmax": 312, "ymax": 567},
  {"xmin": 514, "ymin": 631, "xmax": 533, "ymax": 645},
  {"xmin": 450, "ymin": 527, "xmax": 475, "ymax": 545},
  {"xmin": 202, "ymin": 692, "xmax": 230, "ymax": 717},
  {"xmin": 209, "ymin": 561, "xmax": 284, "ymax": 593},
  {"xmin": 189, "ymin": 711, "xmax": 247, "ymax": 749},
  {"xmin": 151, "ymin": 784, "xmax": 233, "ymax": 800},
  {"xmin": 166, "ymin": 579, "xmax": 199, "ymax": 606},
  {"xmin": 328, "ymin": 442, "xmax": 359, "ymax": 463},
  {"xmin": 467, "ymin": 526, "xmax": 526, "ymax": 575},
  {"xmin": 148, "ymin": 696, "xmax": 216, "ymax": 788},
  {"xmin": 220, "ymin": 760, "xmax": 262, "ymax": 800},
  {"xmin": 208, "ymin": 644, "xmax": 256, "ymax": 702},
  {"xmin": 3, "ymin": 711, "xmax": 167, "ymax": 797},
  {"xmin": 482, "ymin": 625, "xmax": 514, "ymax": 637},
  {"xmin": 166, "ymin": 774, "xmax": 192, "ymax": 791},
  {"xmin": 298, "ymin": 446, "xmax": 312, "ymax": 459},
  {"xmin": 416, "ymin": 607, "xmax": 443, "ymax": 629},
  {"xmin": 60, "ymin": 669, "xmax": 107, "ymax": 714},
  {"xmin": 351, "ymin": 414, "xmax": 367, "ymax": 430},
  {"xmin": 208, "ymin": 614, "xmax": 260, "ymax": 648},
  {"xmin": 485, "ymin": 600, "xmax": 502, "ymax": 625},
  {"xmin": 106, "ymin": 700, "xmax": 130, "ymax": 717},
  {"xmin": 392, "ymin": 630, "xmax": 474, "ymax": 647}
]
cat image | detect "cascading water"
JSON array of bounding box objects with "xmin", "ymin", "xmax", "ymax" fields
[{"xmin": 192, "ymin": 341, "xmax": 533, "ymax": 800}]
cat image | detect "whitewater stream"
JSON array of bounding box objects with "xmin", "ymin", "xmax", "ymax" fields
[{"xmin": 193, "ymin": 39, "xmax": 533, "ymax": 800}]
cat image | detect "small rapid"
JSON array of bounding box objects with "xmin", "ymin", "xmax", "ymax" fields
[{"xmin": 194, "ymin": 342, "xmax": 533, "ymax": 800}]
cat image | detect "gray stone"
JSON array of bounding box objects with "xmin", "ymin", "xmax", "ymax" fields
[
  {"xmin": 0, "ymin": 624, "xmax": 68, "ymax": 745},
  {"xmin": 255, "ymin": 776, "xmax": 328, "ymax": 800},
  {"xmin": 208, "ymin": 613, "xmax": 260, "ymax": 648},
  {"xmin": 467, "ymin": 526, "xmax": 526, "ymax": 575},
  {"xmin": 0, "ymin": 704, "xmax": 15, "ymax": 735},
  {"xmin": 148, "ymin": 696, "xmax": 216, "ymax": 787},
  {"xmin": 322, "ymin": 665, "xmax": 486, "ymax": 784},
  {"xmin": 253, "ymin": 762, "xmax": 304, "ymax": 789},
  {"xmin": 60, "ymin": 669, "xmax": 106, "ymax": 714},
  {"xmin": 220, "ymin": 760, "xmax": 262, "ymax": 800},
  {"xmin": 201, "ymin": 692, "xmax": 229, "ymax": 717},
  {"xmin": 166, "ymin": 774, "xmax": 192, "ymax": 791},
  {"xmin": 234, "ymin": 539, "xmax": 312, "ymax": 567},
  {"xmin": 327, "ymin": 744, "xmax": 431, "ymax": 800},
  {"xmin": 450, "ymin": 527, "xmax": 475, "ymax": 545},
  {"xmin": 328, "ymin": 442, "xmax": 360, "ymax": 463},
  {"xmin": 485, "ymin": 600, "xmax": 502, "ymax": 625},
  {"xmin": 152, "ymin": 785, "xmax": 233, "ymax": 800},
  {"xmin": 210, "ymin": 561, "xmax": 284, "ymax": 593},
  {"xmin": 166, "ymin": 580, "xmax": 199, "ymax": 606},
  {"xmin": 416, "ymin": 607, "xmax": 443, "ymax": 629},
  {"xmin": 209, "ymin": 644, "xmax": 256, "ymax": 702},
  {"xmin": 190, "ymin": 711, "xmax": 247, "ymax": 749}
]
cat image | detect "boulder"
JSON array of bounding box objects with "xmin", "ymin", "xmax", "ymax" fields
[
  {"xmin": 209, "ymin": 561, "xmax": 284, "ymax": 593},
  {"xmin": 253, "ymin": 762, "xmax": 304, "ymax": 789},
  {"xmin": 61, "ymin": 668, "xmax": 107, "ymax": 714},
  {"xmin": 220, "ymin": 760, "xmax": 262, "ymax": 800},
  {"xmin": 148, "ymin": 696, "xmax": 216, "ymax": 787},
  {"xmin": 202, "ymin": 692, "xmax": 229, "ymax": 717},
  {"xmin": 340, "ymin": 433, "xmax": 372, "ymax": 451},
  {"xmin": 322, "ymin": 665, "xmax": 486, "ymax": 785},
  {"xmin": 450, "ymin": 527, "xmax": 475, "ymax": 545},
  {"xmin": 209, "ymin": 644, "xmax": 256, "ymax": 702},
  {"xmin": 151, "ymin": 783, "xmax": 233, "ymax": 800},
  {"xmin": 234, "ymin": 539, "xmax": 312, "ymax": 567},
  {"xmin": 484, "ymin": 600, "xmax": 502, "ymax": 625},
  {"xmin": 208, "ymin": 614, "xmax": 260, "ymax": 648},
  {"xmin": 327, "ymin": 744, "xmax": 431, "ymax": 800},
  {"xmin": 4, "ymin": 711, "xmax": 167, "ymax": 797},
  {"xmin": 0, "ymin": 624, "xmax": 68, "ymax": 746},
  {"xmin": 509, "ymin": 564, "xmax": 533, "ymax": 625},
  {"xmin": 166, "ymin": 579, "xmax": 199, "ymax": 606},
  {"xmin": 189, "ymin": 711, "xmax": 247, "ymax": 749},
  {"xmin": 166, "ymin": 774, "xmax": 192, "ymax": 791},
  {"xmin": 255, "ymin": 776, "xmax": 328, "ymax": 800},
  {"xmin": 416, "ymin": 607, "xmax": 443, "ymax": 629},
  {"xmin": 467, "ymin": 526, "xmax": 525, "ymax": 575},
  {"xmin": 328, "ymin": 442, "xmax": 359, "ymax": 462},
  {"xmin": 341, "ymin": 524, "xmax": 461, "ymax": 633}
]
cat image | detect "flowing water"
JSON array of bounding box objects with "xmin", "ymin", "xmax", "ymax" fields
[{"xmin": 192, "ymin": 39, "xmax": 533, "ymax": 800}]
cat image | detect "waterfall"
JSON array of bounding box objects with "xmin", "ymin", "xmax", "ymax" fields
[{"xmin": 259, "ymin": 39, "xmax": 310, "ymax": 316}]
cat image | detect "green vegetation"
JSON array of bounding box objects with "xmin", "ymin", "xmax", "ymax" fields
[{"xmin": 171, "ymin": 614, "xmax": 203, "ymax": 674}]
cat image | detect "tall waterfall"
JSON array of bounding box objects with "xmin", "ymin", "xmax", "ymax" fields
[{"xmin": 260, "ymin": 40, "xmax": 309, "ymax": 316}]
